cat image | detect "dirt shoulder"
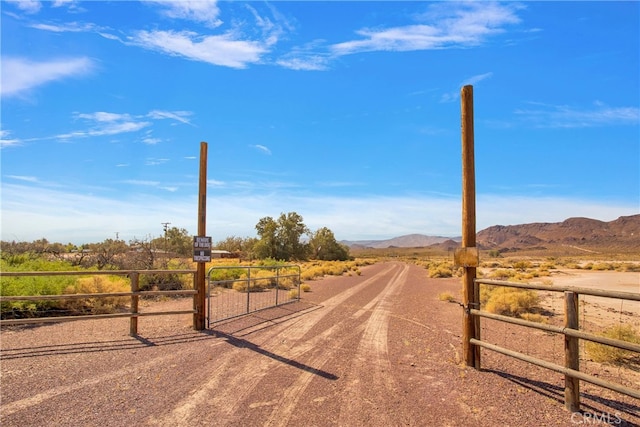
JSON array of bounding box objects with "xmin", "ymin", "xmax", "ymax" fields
[{"xmin": 1, "ymin": 262, "xmax": 638, "ymax": 426}]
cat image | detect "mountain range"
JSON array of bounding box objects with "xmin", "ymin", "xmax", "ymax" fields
[{"xmin": 343, "ymin": 215, "xmax": 639, "ymax": 252}]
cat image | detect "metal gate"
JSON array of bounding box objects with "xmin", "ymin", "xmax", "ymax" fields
[{"xmin": 206, "ymin": 264, "xmax": 301, "ymax": 326}]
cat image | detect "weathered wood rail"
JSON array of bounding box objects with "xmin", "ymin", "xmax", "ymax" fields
[
  {"xmin": 472, "ymin": 278, "xmax": 640, "ymax": 409},
  {"xmin": 0, "ymin": 270, "xmax": 197, "ymax": 335}
]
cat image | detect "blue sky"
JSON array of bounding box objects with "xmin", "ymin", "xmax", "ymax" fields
[{"xmin": 1, "ymin": 1, "xmax": 639, "ymax": 245}]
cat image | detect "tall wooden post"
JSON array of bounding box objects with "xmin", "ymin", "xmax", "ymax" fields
[
  {"xmin": 194, "ymin": 142, "xmax": 208, "ymax": 330},
  {"xmin": 564, "ymin": 291, "xmax": 580, "ymax": 411},
  {"xmin": 461, "ymin": 85, "xmax": 480, "ymax": 368}
]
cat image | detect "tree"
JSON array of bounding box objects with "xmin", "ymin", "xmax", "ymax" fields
[
  {"xmin": 309, "ymin": 227, "xmax": 350, "ymax": 261},
  {"xmin": 215, "ymin": 236, "xmax": 257, "ymax": 259},
  {"xmin": 276, "ymin": 212, "xmax": 310, "ymax": 261},
  {"xmin": 151, "ymin": 227, "xmax": 192, "ymax": 257},
  {"xmin": 87, "ymin": 239, "xmax": 129, "ymax": 270},
  {"xmin": 254, "ymin": 212, "xmax": 310, "ymax": 261},
  {"xmin": 254, "ymin": 216, "xmax": 279, "ymax": 259}
]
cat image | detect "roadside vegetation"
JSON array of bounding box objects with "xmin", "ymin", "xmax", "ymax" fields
[
  {"xmin": 0, "ymin": 212, "xmax": 361, "ymax": 319},
  {"xmin": 585, "ymin": 324, "xmax": 640, "ymax": 364}
]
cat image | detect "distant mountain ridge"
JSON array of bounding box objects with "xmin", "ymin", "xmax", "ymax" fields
[
  {"xmin": 342, "ymin": 234, "xmax": 460, "ymax": 249},
  {"xmin": 342, "ymin": 215, "xmax": 639, "ymax": 251},
  {"xmin": 476, "ymin": 214, "xmax": 639, "ymax": 251}
]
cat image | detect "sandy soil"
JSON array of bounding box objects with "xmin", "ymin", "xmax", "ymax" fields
[{"xmin": 1, "ymin": 262, "xmax": 639, "ymax": 426}]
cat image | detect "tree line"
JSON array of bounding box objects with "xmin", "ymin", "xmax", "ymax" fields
[{"xmin": 1, "ymin": 212, "xmax": 350, "ymax": 270}]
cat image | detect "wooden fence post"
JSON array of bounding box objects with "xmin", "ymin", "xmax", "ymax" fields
[
  {"xmin": 565, "ymin": 291, "xmax": 580, "ymax": 411},
  {"xmin": 194, "ymin": 142, "xmax": 208, "ymax": 330},
  {"xmin": 461, "ymin": 85, "xmax": 480, "ymax": 369},
  {"xmin": 129, "ymin": 272, "xmax": 139, "ymax": 336}
]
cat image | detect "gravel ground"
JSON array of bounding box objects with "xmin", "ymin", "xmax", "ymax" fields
[{"xmin": 1, "ymin": 262, "xmax": 638, "ymax": 426}]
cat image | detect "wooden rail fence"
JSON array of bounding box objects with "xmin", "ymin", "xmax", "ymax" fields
[
  {"xmin": 471, "ymin": 278, "xmax": 640, "ymax": 411},
  {"xmin": 0, "ymin": 270, "xmax": 197, "ymax": 335}
]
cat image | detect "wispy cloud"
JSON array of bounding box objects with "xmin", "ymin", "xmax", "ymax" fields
[
  {"xmin": 145, "ymin": 0, "xmax": 222, "ymax": 28},
  {"xmin": 47, "ymin": 110, "xmax": 193, "ymax": 142},
  {"xmin": 252, "ymin": 144, "xmax": 272, "ymax": 155},
  {"xmin": 6, "ymin": 175, "xmax": 38, "ymax": 182},
  {"xmin": 121, "ymin": 179, "xmax": 160, "ymax": 187},
  {"xmin": 145, "ymin": 158, "xmax": 170, "ymax": 166},
  {"xmin": 56, "ymin": 113, "xmax": 151, "ymax": 140},
  {"xmin": 147, "ymin": 110, "xmax": 193, "ymax": 125},
  {"xmin": 0, "ymin": 130, "xmax": 22, "ymax": 148},
  {"xmin": 5, "ymin": 0, "xmax": 42, "ymax": 14},
  {"xmin": 129, "ymin": 30, "xmax": 269, "ymax": 69},
  {"xmin": 330, "ymin": 2, "xmax": 521, "ymax": 56},
  {"xmin": 29, "ymin": 21, "xmax": 98, "ymax": 33},
  {"xmin": 440, "ymin": 72, "xmax": 493, "ymax": 103},
  {"xmin": 515, "ymin": 101, "xmax": 640, "ymax": 128},
  {"xmin": 1, "ymin": 57, "xmax": 95, "ymax": 98}
]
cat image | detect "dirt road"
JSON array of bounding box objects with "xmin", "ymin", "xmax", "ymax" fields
[{"xmin": 2, "ymin": 262, "xmax": 638, "ymax": 426}]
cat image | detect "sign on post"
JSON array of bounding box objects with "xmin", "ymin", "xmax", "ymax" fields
[{"xmin": 193, "ymin": 236, "xmax": 212, "ymax": 262}]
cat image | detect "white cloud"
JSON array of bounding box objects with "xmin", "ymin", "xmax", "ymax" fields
[
  {"xmin": 29, "ymin": 22, "xmax": 97, "ymax": 33},
  {"xmin": 75, "ymin": 112, "xmax": 131, "ymax": 122},
  {"xmin": 128, "ymin": 4, "xmax": 286, "ymax": 69},
  {"xmin": 48, "ymin": 110, "xmax": 192, "ymax": 142},
  {"xmin": 56, "ymin": 120, "xmax": 151, "ymax": 140},
  {"xmin": 6, "ymin": 175, "xmax": 38, "ymax": 182},
  {"xmin": 515, "ymin": 102, "xmax": 640, "ymax": 128},
  {"xmin": 129, "ymin": 30, "xmax": 268, "ymax": 69},
  {"xmin": 146, "ymin": 0, "xmax": 222, "ymax": 28},
  {"xmin": 5, "ymin": 0, "xmax": 41, "ymax": 14},
  {"xmin": 441, "ymin": 72, "xmax": 493, "ymax": 103},
  {"xmin": 145, "ymin": 158, "xmax": 170, "ymax": 166},
  {"xmin": 0, "ymin": 130, "xmax": 22, "ymax": 148},
  {"xmin": 252, "ymin": 144, "xmax": 272, "ymax": 155},
  {"xmin": 331, "ymin": 2, "xmax": 521, "ymax": 56},
  {"xmin": 2, "ymin": 182, "xmax": 637, "ymax": 245},
  {"xmin": 147, "ymin": 110, "xmax": 193, "ymax": 125},
  {"xmin": 1, "ymin": 57, "xmax": 94, "ymax": 98},
  {"xmin": 276, "ymin": 54, "xmax": 330, "ymax": 71}
]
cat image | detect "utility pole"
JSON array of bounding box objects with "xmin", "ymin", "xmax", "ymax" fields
[{"xmin": 161, "ymin": 222, "xmax": 171, "ymax": 255}]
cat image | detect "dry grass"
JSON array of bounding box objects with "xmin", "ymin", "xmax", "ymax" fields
[
  {"xmin": 585, "ymin": 324, "xmax": 640, "ymax": 364},
  {"xmin": 437, "ymin": 292, "xmax": 456, "ymax": 303},
  {"xmin": 62, "ymin": 276, "xmax": 130, "ymax": 314}
]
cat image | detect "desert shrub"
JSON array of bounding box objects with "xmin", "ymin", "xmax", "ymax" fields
[
  {"xmin": 300, "ymin": 284, "xmax": 311, "ymax": 292},
  {"xmin": 62, "ymin": 275, "xmax": 129, "ymax": 314},
  {"xmin": 483, "ymin": 287, "xmax": 539, "ymax": 316},
  {"xmin": 488, "ymin": 269, "xmax": 516, "ymax": 280},
  {"xmin": 429, "ymin": 265, "xmax": 453, "ymax": 278},
  {"xmin": 438, "ymin": 292, "xmax": 455, "ymax": 302},
  {"xmin": 300, "ymin": 261, "xmax": 350, "ymax": 280},
  {"xmin": 585, "ymin": 325, "xmax": 640, "ymax": 364},
  {"xmin": 233, "ymin": 271, "xmax": 270, "ymax": 292},
  {"xmin": 276, "ymin": 274, "xmax": 298, "ymax": 290},
  {"xmin": 591, "ymin": 262, "xmax": 614, "ymax": 271},
  {"xmin": 618, "ymin": 263, "xmax": 640, "ymax": 272},
  {"xmin": 482, "ymin": 261, "xmax": 503, "ymax": 268},
  {"xmin": 520, "ymin": 313, "xmax": 548, "ymax": 323},
  {"xmin": 288, "ymin": 289, "xmax": 299, "ymax": 299},
  {"xmin": 512, "ymin": 260, "xmax": 532, "ymax": 271}
]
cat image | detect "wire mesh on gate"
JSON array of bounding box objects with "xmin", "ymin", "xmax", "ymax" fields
[{"xmin": 206, "ymin": 265, "xmax": 301, "ymax": 327}]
